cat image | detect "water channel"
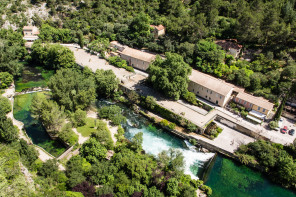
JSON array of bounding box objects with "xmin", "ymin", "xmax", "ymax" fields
[{"xmin": 12, "ymin": 66, "xmax": 296, "ymax": 196}]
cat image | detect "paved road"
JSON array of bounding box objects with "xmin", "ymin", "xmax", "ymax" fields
[{"xmin": 67, "ymin": 46, "xmax": 295, "ymax": 146}]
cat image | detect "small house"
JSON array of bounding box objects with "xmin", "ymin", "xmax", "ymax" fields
[
  {"xmin": 150, "ymin": 25, "xmax": 165, "ymax": 39},
  {"xmin": 23, "ymin": 26, "xmax": 39, "ymax": 41}
]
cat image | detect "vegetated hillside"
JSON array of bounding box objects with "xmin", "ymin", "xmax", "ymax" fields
[{"xmin": 6, "ymin": 0, "xmax": 295, "ymax": 103}]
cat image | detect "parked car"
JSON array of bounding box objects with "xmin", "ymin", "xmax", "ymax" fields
[
  {"xmin": 289, "ymin": 129, "xmax": 295, "ymax": 136},
  {"xmin": 281, "ymin": 126, "xmax": 288, "ymax": 134}
]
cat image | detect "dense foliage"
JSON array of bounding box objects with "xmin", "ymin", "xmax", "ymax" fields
[
  {"xmin": 148, "ymin": 53, "xmax": 192, "ymax": 100},
  {"xmin": 48, "ymin": 68, "xmax": 96, "ymax": 111},
  {"xmin": 95, "ymin": 69, "xmax": 119, "ymax": 98},
  {"xmin": 236, "ymin": 140, "xmax": 296, "ymax": 189},
  {"xmin": 31, "ymin": 93, "xmax": 65, "ymax": 134},
  {"xmin": 98, "ymin": 105, "xmax": 126, "ymax": 125},
  {"xmin": 30, "ymin": 42, "xmax": 76, "ymax": 70},
  {"xmin": 0, "ymin": 72, "xmax": 13, "ymax": 88},
  {"xmin": 0, "ymin": 96, "xmax": 11, "ymax": 114}
]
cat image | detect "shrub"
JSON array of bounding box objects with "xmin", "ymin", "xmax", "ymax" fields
[
  {"xmin": 91, "ymin": 120, "xmax": 114, "ymax": 149},
  {"xmin": 200, "ymin": 185, "xmax": 212, "ymax": 196},
  {"xmin": 107, "ymin": 56, "xmax": 134, "ymax": 72},
  {"xmin": 241, "ymin": 110, "xmax": 248, "ymax": 118},
  {"xmin": 72, "ymin": 109, "xmax": 87, "ymax": 127},
  {"xmin": 183, "ymin": 91, "xmax": 197, "ymax": 105},
  {"xmin": 216, "ymin": 127, "xmax": 223, "ymax": 133},
  {"xmin": 189, "ymin": 138, "xmax": 197, "ymax": 146},
  {"xmin": 268, "ymin": 121, "xmax": 278, "ymax": 130},
  {"xmin": 0, "ymin": 96, "xmax": 11, "ymax": 114},
  {"xmin": 187, "ymin": 123, "xmax": 197, "ymax": 132},
  {"xmin": 168, "ymin": 122, "xmax": 176, "ymax": 130},
  {"xmin": 160, "ymin": 119, "xmax": 169, "ymax": 127},
  {"xmin": 0, "ymin": 72, "xmax": 13, "ymax": 88},
  {"xmin": 59, "ymin": 123, "xmax": 78, "ymax": 146},
  {"xmin": 98, "ymin": 105, "xmax": 126, "ymax": 125}
]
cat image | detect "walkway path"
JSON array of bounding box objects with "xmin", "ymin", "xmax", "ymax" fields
[{"xmin": 66, "ymin": 46, "xmax": 294, "ymax": 147}]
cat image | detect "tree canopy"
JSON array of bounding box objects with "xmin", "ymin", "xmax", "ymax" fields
[
  {"xmin": 48, "ymin": 68, "xmax": 96, "ymax": 111},
  {"xmin": 148, "ymin": 53, "xmax": 192, "ymax": 100}
]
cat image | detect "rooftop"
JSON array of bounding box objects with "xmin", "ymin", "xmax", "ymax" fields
[
  {"xmin": 189, "ymin": 70, "xmax": 234, "ymax": 96},
  {"xmin": 150, "ymin": 25, "xmax": 165, "ymax": 31},
  {"xmin": 236, "ymin": 92, "xmax": 274, "ymax": 111},
  {"xmin": 120, "ymin": 47, "xmax": 156, "ymax": 62}
]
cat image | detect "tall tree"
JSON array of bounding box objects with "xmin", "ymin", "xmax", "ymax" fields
[{"xmin": 148, "ymin": 53, "xmax": 192, "ymax": 100}]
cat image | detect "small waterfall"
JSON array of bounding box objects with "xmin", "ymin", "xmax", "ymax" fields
[{"xmin": 184, "ymin": 140, "xmax": 198, "ymax": 152}]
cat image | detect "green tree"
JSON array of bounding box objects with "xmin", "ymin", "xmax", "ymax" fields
[
  {"xmin": 98, "ymin": 105, "xmax": 126, "ymax": 125},
  {"xmin": 131, "ymin": 132, "xmax": 143, "ymax": 151},
  {"xmin": 31, "ymin": 42, "xmax": 76, "ymax": 70},
  {"xmin": 91, "ymin": 120, "xmax": 114, "ymax": 150},
  {"xmin": 31, "ymin": 96, "xmax": 65, "ymax": 133},
  {"xmin": 0, "ymin": 72, "xmax": 13, "ymax": 88},
  {"xmin": 39, "ymin": 159, "xmax": 59, "ymax": 177},
  {"xmin": 95, "ymin": 69, "xmax": 119, "ymax": 98},
  {"xmin": 0, "ymin": 115, "xmax": 18, "ymax": 143},
  {"xmin": 0, "ymin": 96, "xmax": 11, "ymax": 114},
  {"xmin": 48, "ymin": 69, "xmax": 96, "ymax": 111},
  {"xmin": 72, "ymin": 109, "xmax": 87, "ymax": 127},
  {"xmin": 148, "ymin": 53, "xmax": 192, "ymax": 100},
  {"xmin": 158, "ymin": 148, "xmax": 184, "ymax": 176},
  {"xmin": 59, "ymin": 123, "xmax": 78, "ymax": 146},
  {"xmin": 80, "ymin": 138, "xmax": 107, "ymax": 163}
]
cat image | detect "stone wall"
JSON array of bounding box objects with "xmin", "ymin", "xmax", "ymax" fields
[{"xmin": 215, "ymin": 115, "xmax": 269, "ymax": 141}]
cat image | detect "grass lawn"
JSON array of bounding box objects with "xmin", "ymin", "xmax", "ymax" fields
[{"xmin": 77, "ymin": 117, "xmax": 98, "ymax": 137}]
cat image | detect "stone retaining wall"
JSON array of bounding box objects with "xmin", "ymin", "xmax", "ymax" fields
[{"xmin": 215, "ymin": 115, "xmax": 270, "ymax": 141}]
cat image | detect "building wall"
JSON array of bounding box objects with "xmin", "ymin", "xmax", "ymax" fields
[
  {"xmin": 158, "ymin": 29, "xmax": 165, "ymax": 36},
  {"xmin": 120, "ymin": 54, "xmax": 150, "ymax": 71},
  {"xmin": 188, "ymin": 81, "xmax": 230, "ymax": 107},
  {"xmin": 23, "ymin": 30, "xmax": 33, "ymax": 36},
  {"xmin": 234, "ymin": 97, "xmax": 270, "ymax": 115},
  {"xmin": 252, "ymin": 104, "xmax": 269, "ymax": 115},
  {"xmin": 234, "ymin": 97, "xmax": 253, "ymax": 110}
]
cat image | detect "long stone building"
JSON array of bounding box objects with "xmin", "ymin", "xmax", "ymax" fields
[
  {"xmin": 188, "ymin": 70, "xmax": 234, "ymax": 107},
  {"xmin": 110, "ymin": 41, "xmax": 156, "ymax": 71}
]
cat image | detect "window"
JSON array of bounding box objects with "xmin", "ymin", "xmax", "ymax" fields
[
  {"xmin": 205, "ymin": 95, "xmax": 207, "ymax": 98},
  {"xmin": 263, "ymin": 109, "xmax": 266, "ymax": 112},
  {"xmin": 220, "ymin": 96, "xmax": 222, "ymax": 99},
  {"xmin": 193, "ymin": 89, "xmax": 194, "ymax": 92},
  {"xmin": 258, "ymin": 106, "xmax": 261, "ymax": 110},
  {"xmin": 209, "ymin": 97, "xmax": 211, "ymax": 100},
  {"xmin": 216, "ymin": 100, "xmax": 218, "ymax": 104},
  {"xmin": 244, "ymin": 101, "xmax": 247, "ymax": 105},
  {"xmin": 197, "ymin": 91, "xmax": 199, "ymax": 94},
  {"xmin": 207, "ymin": 90, "xmax": 208, "ymax": 93}
]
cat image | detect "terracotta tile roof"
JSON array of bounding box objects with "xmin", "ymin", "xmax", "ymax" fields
[
  {"xmin": 120, "ymin": 47, "xmax": 156, "ymax": 62},
  {"xmin": 189, "ymin": 69, "xmax": 234, "ymax": 96},
  {"xmin": 150, "ymin": 25, "xmax": 165, "ymax": 31},
  {"xmin": 236, "ymin": 92, "xmax": 274, "ymax": 111},
  {"xmin": 23, "ymin": 26, "xmax": 35, "ymax": 30}
]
